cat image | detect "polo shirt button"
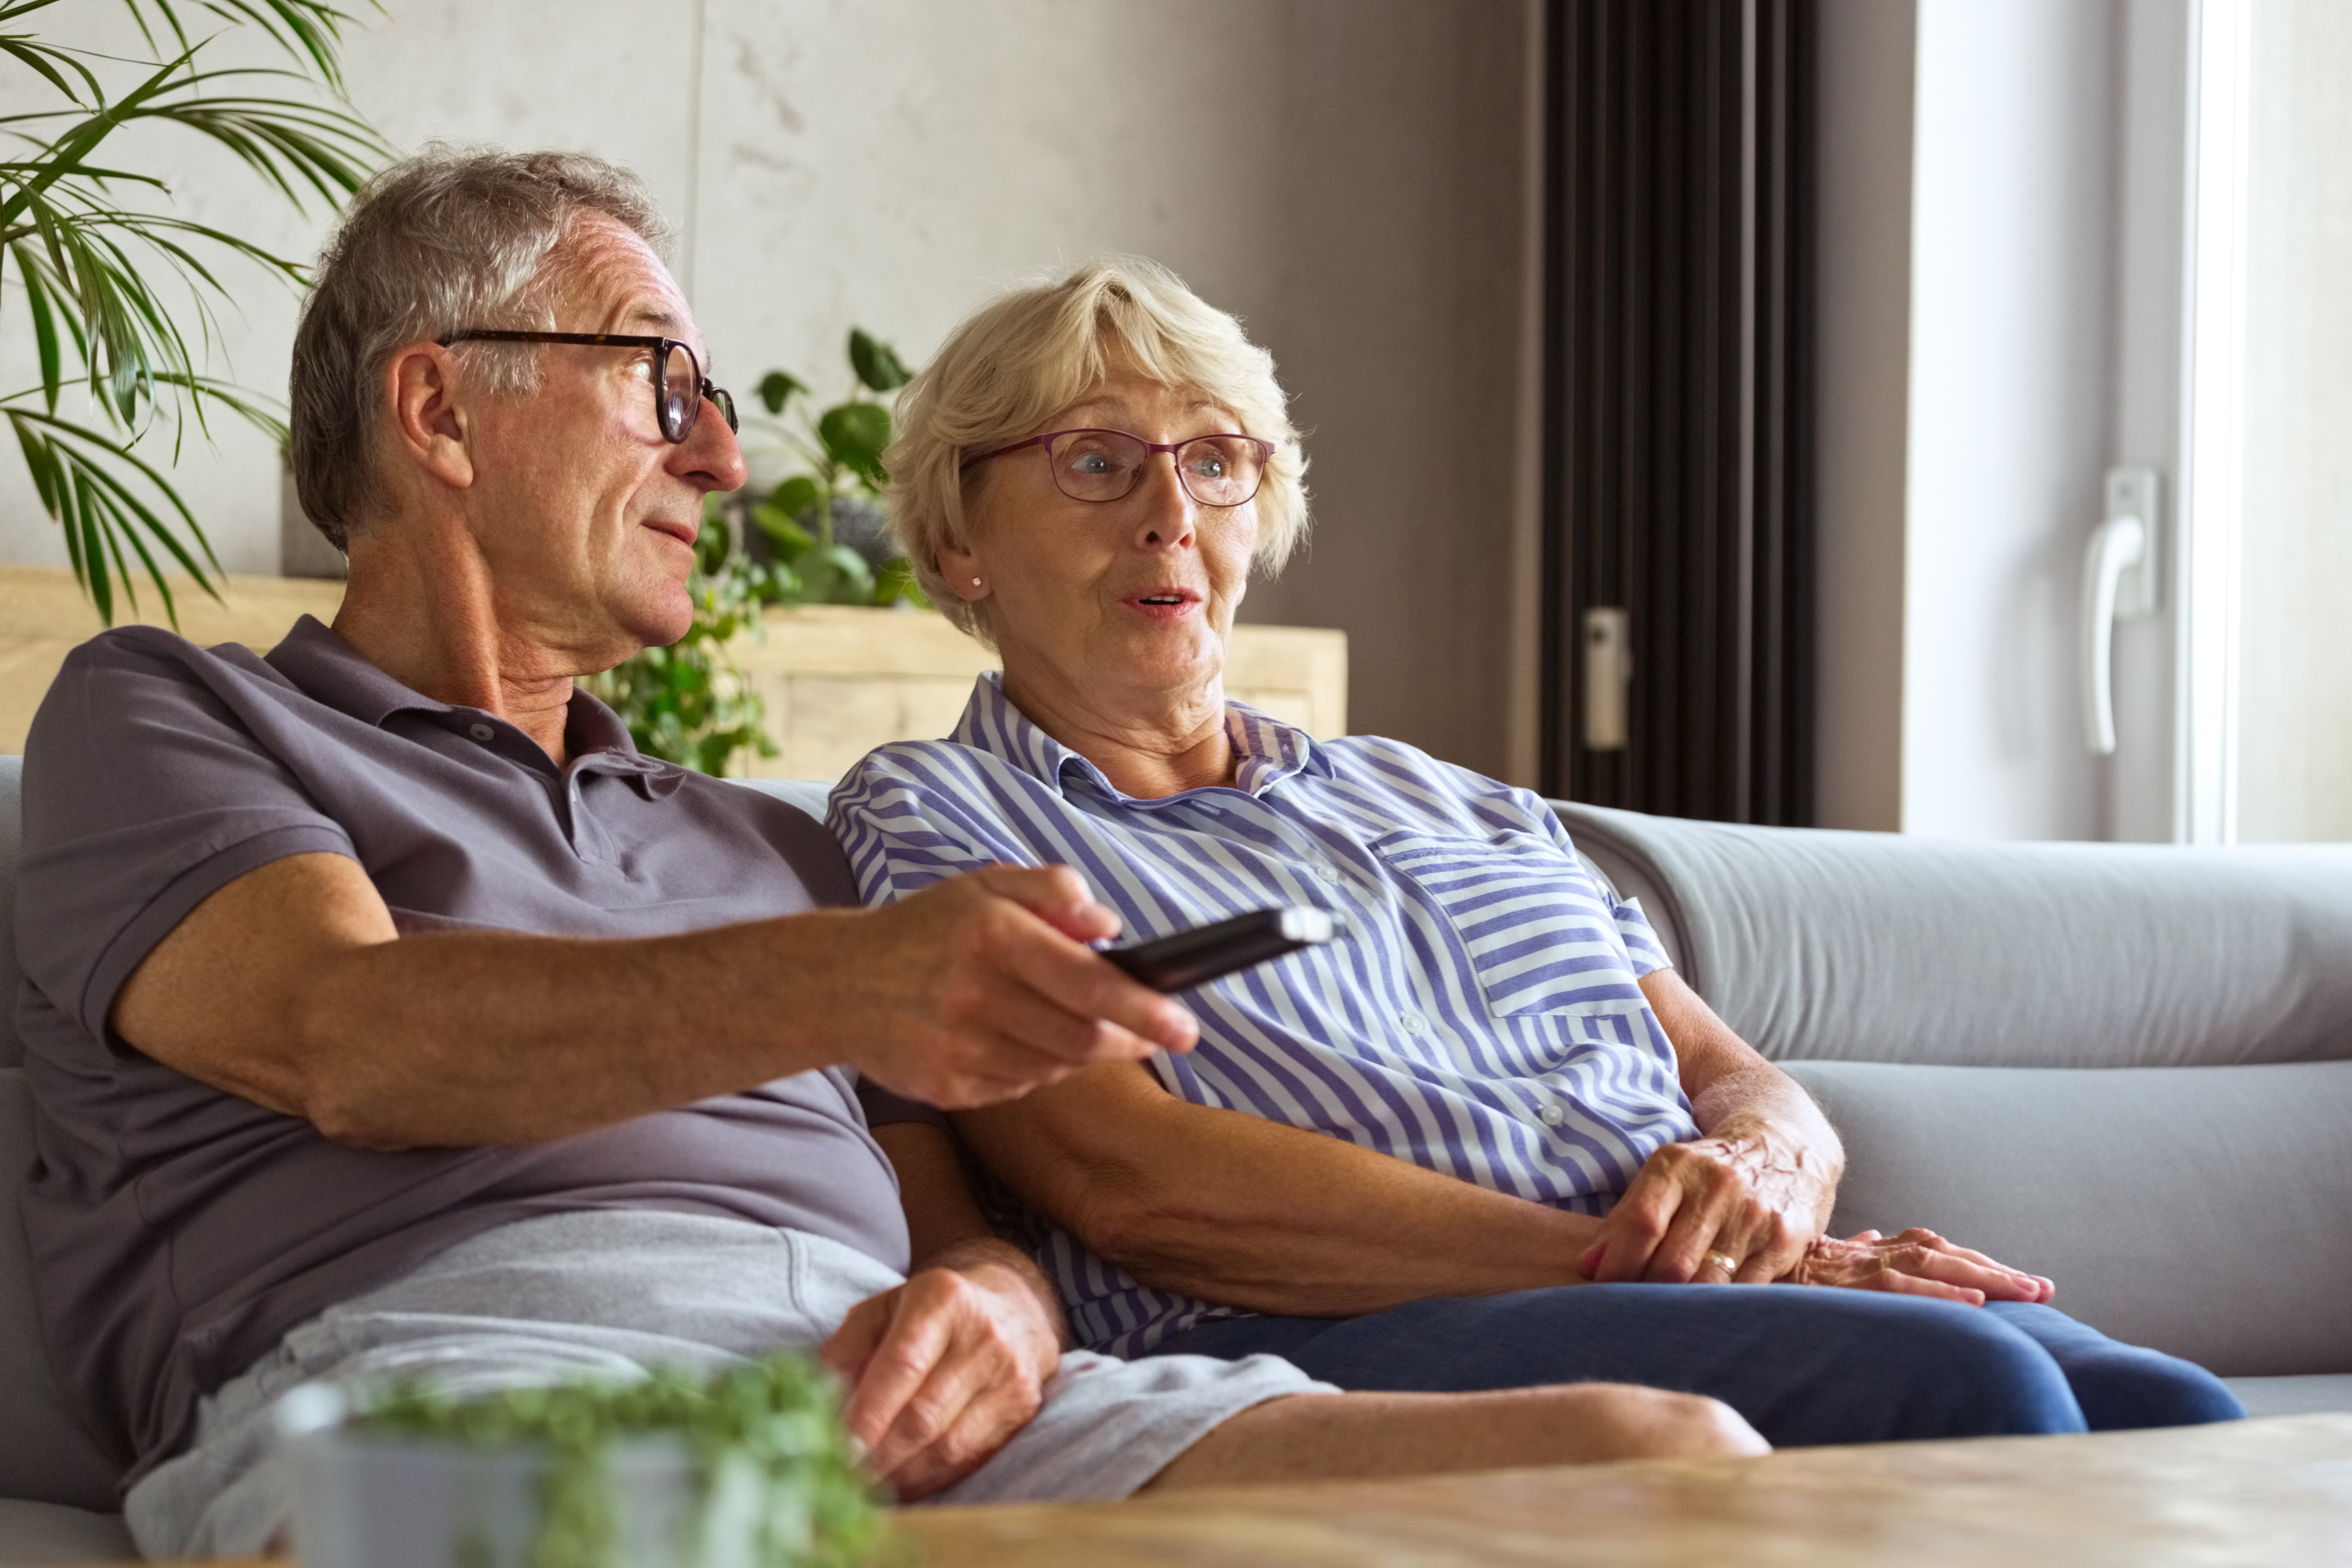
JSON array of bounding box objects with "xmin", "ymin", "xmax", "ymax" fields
[
  {"xmin": 1540, "ymin": 1103, "xmax": 1566, "ymax": 1127},
  {"xmin": 1315, "ymin": 864, "xmax": 1342, "ymax": 884},
  {"xmin": 1398, "ymin": 1011, "xmax": 1427, "ymax": 1035},
  {"xmin": 468, "ymin": 722, "xmax": 495, "ymax": 742}
]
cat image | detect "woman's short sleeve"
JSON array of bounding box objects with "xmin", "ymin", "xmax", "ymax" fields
[{"xmin": 826, "ymin": 744, "xmax": 1051, "ymax": 906}]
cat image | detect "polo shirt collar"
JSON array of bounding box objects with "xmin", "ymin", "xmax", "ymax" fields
[
  {"xmin": 950, "ymin": 671, "xmax": 1330, "ymax": 803},
  {"xmin": 266, "ymin": 615, "xmax": 663, "ymax": 786}
]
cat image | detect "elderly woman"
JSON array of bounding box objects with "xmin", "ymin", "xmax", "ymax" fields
[{"xmin": 827, "ymin": 258, "xmax": 2242, "ymax": 1446}]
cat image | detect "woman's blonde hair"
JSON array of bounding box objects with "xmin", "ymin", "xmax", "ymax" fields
[{"xmin": 886, "ymin": 256, "xmax": 1309, "ymax": 644}]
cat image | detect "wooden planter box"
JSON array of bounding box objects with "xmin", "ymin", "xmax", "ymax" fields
[
  {"xmin": 0, "ymin": 570, "xmax": 1348, "ymax": 778},
  {"xmin": 729, "ymin": 604, "xmax": 1347, "ymax": 782}
]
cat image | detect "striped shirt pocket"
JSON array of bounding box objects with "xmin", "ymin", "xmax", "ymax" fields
[{"xmin": 1372, "ymin": 830, "xmax": 1645, "ymax": 1018}]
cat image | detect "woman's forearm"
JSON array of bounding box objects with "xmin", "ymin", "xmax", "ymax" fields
[{"xmin": 954, "ymin": 1063, "xmax": 1601, "ymax": 1316}]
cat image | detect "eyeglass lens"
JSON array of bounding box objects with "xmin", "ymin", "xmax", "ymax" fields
[
  {"xmin": 1045, "ymin": 431, "xmax": 1265, "ymax": 507},
  {"xmin": 658, "ymin": 343, "xmax": 700, "ymax": 443}
]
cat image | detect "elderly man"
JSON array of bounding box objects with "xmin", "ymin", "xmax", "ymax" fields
[{"xmin": 14, "ymin": 149, "xmax": 1759, "ymax": 1560}]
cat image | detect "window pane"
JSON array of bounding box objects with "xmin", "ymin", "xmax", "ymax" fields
[{"xmin": 2239, "ymin": 0, "xmax": 2352, "ymax": 840}]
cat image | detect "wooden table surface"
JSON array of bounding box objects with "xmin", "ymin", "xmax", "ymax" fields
[
  {"xmin": 893, "ymin": 1413, "xmax": 2352, "ymax": 1567},
  {"xmin": 168, "ymin": 1414, "xmax": 2352, "ymax": 1568}
]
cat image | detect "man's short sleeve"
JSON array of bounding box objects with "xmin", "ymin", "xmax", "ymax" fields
[{"xmin": 18, "ymin": 630, "xmax": 355, "ymax": 1041}]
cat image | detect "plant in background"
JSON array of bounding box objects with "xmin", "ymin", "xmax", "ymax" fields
[
  {"xmin": 741, "ymin": 327, "xmax": 927, "ymax": 609},
  {"xmin": 2, "ymin": 0, "xmax": 389, "ymax": 623}
]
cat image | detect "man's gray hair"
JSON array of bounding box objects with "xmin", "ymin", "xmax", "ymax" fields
[{"xmin": 288, "ymin": 146, "xmax": 673, "ymax": 549}]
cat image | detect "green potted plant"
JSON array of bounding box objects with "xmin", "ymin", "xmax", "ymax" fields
[
  {"xmin": 739, "ymin": 328, "xmax": 926, "ymax": 610},
  {"xmin": 277, "ymin": 1352, "xmax": 882, "ymax": 1568}
]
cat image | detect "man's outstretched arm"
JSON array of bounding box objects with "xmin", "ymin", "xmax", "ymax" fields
[{"xmin": 109, "ymin": 852, "xmax": 1196, "ymax": 1149}]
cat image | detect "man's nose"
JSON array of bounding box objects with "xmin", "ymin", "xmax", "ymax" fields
[{"xmin": 676, "ymin": 395, "xmax": 749, "ymax": 494}]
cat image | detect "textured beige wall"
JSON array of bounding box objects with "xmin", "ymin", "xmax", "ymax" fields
[
  {"xmin": 2237, "ymin": 0, "xmax": 2352, "ymax": 842},
  {"xmin": 0, "ymin": 0, "xmax": 1533, "ymax": 776}
]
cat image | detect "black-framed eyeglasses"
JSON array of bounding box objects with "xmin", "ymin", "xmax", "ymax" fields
[
  {"xmin": 969, "ymin": 428, "xmax": 1274, "ymax": 508},
  {"xmin": 436, "ymin": 330, "xmax": 739, "ymax": 445}
]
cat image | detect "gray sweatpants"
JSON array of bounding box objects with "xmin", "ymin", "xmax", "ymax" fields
[{"xmin": 124, "ymin": 1210, "xmax": 1330, "ymax": 1560}]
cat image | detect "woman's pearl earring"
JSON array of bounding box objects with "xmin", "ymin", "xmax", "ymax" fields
[{"xmin": 971, "ymin": 577, "xmax": 982, "ymax": 586}]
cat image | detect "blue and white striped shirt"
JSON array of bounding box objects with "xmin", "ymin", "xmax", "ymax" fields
[{"xmin": 829, "ymin": 674, "xmax": 1699, "ymax": 1355}]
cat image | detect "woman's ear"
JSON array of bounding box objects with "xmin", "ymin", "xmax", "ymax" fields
[{"xmin": 937, "ymin": 539, "xmax": 989, "ymax": 601}]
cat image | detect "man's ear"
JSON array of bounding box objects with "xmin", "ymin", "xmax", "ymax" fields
[{"xmin": 383, "ymin": 343, "xmax": 476, "ymax": 491}]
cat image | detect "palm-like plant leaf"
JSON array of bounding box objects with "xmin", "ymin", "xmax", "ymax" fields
[
  {"xmin": 117, "ymin": 0, "xmax": 363, "ymax": 92},
  {"xmin": 0, "ymin": 0, "xmax": 385, "ymax": 624}
]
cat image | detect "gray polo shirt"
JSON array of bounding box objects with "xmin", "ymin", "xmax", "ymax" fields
[{"xmin": 15, "ymin": 617, "xmax": 906, "ymax": 1483}]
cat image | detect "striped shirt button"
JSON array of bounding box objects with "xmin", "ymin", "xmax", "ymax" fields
[
  {"xmin": 1540, "ymin": 1103, "xmax": 1566, "ymax": 1127},
  {"xmin": 1398, "ymin": 1011, "xmax": 1428, "ymax": 1034},
  {"xmin": 1314, "ymin": 863, "xmax": 1343, "ymax": 883}
]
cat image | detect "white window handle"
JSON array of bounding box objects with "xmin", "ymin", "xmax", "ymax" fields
[{"xmin": 2080, "ymin": 466, "xmax": 2161, "ymax": 757}]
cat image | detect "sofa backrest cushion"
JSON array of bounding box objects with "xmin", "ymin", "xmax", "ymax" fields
[
  {"xmin": 1555, "ymin": 800, "xmax": 2352, "ymax": 1069},
  {"xmin": 0, "ymin": 1068, "xmax": 127, "ymax": 1510},
  {"xmin": 1787, "ymin": 1057, "xmax": 2352, "ymax": 1378},
  {"xmin": 733, "ymin": 777, "xmax": 834, "ymax": 821}
]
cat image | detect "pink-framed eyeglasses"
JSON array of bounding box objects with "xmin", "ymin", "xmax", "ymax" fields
[{"xmin": 969, "ymin": 428, "xmax": 1273, "ymax": 508}]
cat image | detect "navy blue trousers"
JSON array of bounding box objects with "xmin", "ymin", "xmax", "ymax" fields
[{"xmin": 1149, "ymin": 1286, "xmax": 2243, "ymax": 1447}]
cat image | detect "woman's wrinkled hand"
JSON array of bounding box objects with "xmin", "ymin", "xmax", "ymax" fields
[
  {"xmin": 1576, "ymin": 1132, "xmax": 1836, "ymax": 1285},
  {"xmin": 1786, "ymin": 1228, "xmax": 2054, "ymax": 1307}
]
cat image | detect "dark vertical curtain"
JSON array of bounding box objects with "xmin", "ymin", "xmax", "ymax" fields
[{"xmin": 1539, "ymin": 0, "xmax": 1816, "ymax": 825}]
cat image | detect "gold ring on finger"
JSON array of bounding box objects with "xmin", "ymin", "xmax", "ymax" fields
[{"xmin": 1702, "ymin": 1250, "xmax": 1738, "ymax": 1278}]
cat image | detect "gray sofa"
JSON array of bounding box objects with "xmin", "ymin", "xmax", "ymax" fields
[{"xmin": 3, "ymin": 759, "xmax": 2348, "ymax": 1561}]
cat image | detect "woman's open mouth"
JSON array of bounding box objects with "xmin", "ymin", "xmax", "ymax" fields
[{"xmin": 1123, "ymin": 588, "xmax": 1203, "ymax": 619}]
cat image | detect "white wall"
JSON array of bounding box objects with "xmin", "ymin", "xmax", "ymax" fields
[{"xmin": 0, "ymin": 1, "xmax": 1534, "ymax": 777}]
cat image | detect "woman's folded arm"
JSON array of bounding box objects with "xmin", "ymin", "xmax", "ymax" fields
[{"xmin": 952, "ymin": 1061, "xmax": 1604, "ymax": 1316}]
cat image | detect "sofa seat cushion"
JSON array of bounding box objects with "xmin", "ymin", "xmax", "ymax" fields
[
  {"xmin": 0, "ymin": 1499, "xmax": 131, "ymax": 1565},
  {"xmin": 1784, "ymin": 1059, "xmax": 2352, "ymax": 1379}
]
